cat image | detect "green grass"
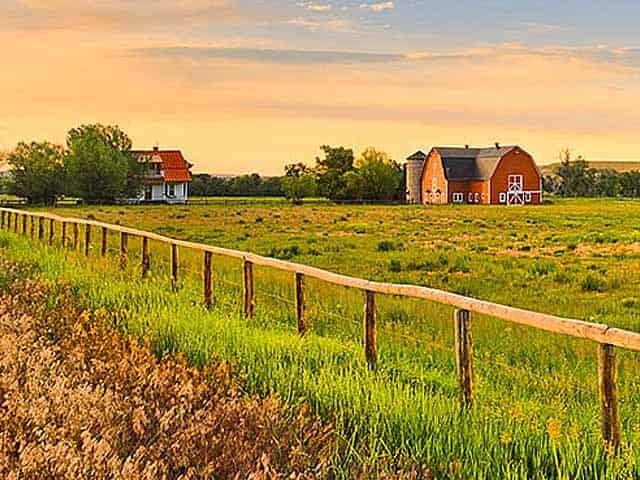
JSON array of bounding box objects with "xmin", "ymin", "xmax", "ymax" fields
[{"xmin": 3, "ymin": 197, "xmax": 640, "ymax": 477}]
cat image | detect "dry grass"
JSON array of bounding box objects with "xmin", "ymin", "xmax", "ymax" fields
[{"xmin": 0, "ymin": 271, "xmax": 333, "ymax": 479}]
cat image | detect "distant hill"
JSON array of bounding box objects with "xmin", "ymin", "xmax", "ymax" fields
[{"xmin": 541, "ymin": 161, "xmax": 640, "ymax": 176}]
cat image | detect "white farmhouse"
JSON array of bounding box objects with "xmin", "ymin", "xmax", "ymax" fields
[{"xmin": 132, "ymin": 146, "xmax": 193, "ymax": 204}]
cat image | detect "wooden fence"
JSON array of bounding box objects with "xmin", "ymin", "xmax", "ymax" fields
[{"xmin": 0, "ymin": 206, "xmax": 637, "ymax": 450}]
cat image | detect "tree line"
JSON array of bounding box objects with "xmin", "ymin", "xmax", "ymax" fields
[
  {"xmin": 281, "ymin": 145, "xmax": 403, "ymax": 204},
  {"xmin": 190, "ymin": 174, "xmax": 284, "ymax": 197},
  {"xmin": 1, "ymin": 124, "xmax": 145, "ymax": 205},
  {"xmin": 190, "ymin": 145, "xmax": 404, "ymax": 204},
  {"xmin": 543, "ymin": 149, "xmax": 640, "ymax": 198}
]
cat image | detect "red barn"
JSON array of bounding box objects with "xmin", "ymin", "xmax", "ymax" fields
[{"xmin": 406, "ymin": 144, "xmax": 541, "ymax": 205}]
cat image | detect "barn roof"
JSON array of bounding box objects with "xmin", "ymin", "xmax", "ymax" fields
[
  {"xmin": 132, "ymin": 148, "xmax": 193, "ymax": 183},
  {"xmin": 432, "ymin": 146, "xmax": 517, "ymax": 180}
]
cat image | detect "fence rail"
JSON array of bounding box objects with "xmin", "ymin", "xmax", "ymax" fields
[{"xmin": 0, "ymin": 206, "xmax": 631, "ymax": 450}]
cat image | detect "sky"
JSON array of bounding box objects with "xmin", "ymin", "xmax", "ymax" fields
[{"xmin": 1, "ymin": 1, "xmax": 640, "ymax": 175}]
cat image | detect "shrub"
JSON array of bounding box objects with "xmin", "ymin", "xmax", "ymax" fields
[
  {"xmin": 377, "ymin": 240, "xmax": 403, "ymax": 252},
  {"xmin": 580, "ymin": 273, "xmax": 607, "ymax": 292},
  {"xmin": 389, "ymin": 260, "xmax": 402, "ymax": 272}
]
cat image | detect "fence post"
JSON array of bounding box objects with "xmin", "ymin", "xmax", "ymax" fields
[
  {"xmin": 296, "ymin": 272, "xmax": 307, "ymax": 336},
  {"xmin": 22, "ymin": 214, "xmax": 27, "ymax": 235},
  {"xmin": 364, "ymin": 290, "xmax": 377, "ymax": 370},
  {"xmin": 454, "ymin": 309, "xmax": 474, "ymax": 409},
  {"xmin": 14, "ymin": 213, "xmax": 19, "ymax": 233},
  {"xmin": 38, "ymin": 217, "xmax": 44, "ymax": 241},
  {"xmin": 61, "ymin": 222, "xmax": 67, "ymax": 247},
  {"xmin": 6, "ymin": 211, "xmax": 10, "ymax": 230},
  {"xmin": 101, "ymin": 227, "xmax": 108, "ymax": 257},
  {"xmin": 243, "ymin": 259, "xmax": 254, "ymax": 318},
  {"xmin": 120, "ymin": 232, "xmax": 128, "ymax": 269},
  {"xmin": 171, "ymin": 243, "xmax": 179, "ymax": 290},
  {"xmin": 73, "ymin": 223, "xmax": 79, "ymax": 250},
  {"xmin": 49, "ymin": 219, "xmax": 54, "ymax": 246},
  {"xmin": 29, "ymin": 215, "xmax": 35, "ymax": 238},
  {"xmin": 598, "ymin": 343, "xmax": 620, "ymax": 451},
  {"xmin": 0, "ymin": 210, "xmax": 5, "ymax": 229},
  {"xmin": 141, "ymin": 237, "xmax": 150, "ymax": 278},
  {"xmin": 203, "ymin": 251, "xmax": 213, "ymax": 307},
  {"xmin": 84, "ymin": 224, "xmax": 91, "ymax": 256}
]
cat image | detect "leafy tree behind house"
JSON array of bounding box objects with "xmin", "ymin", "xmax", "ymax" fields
[
  {"xmin": 65, "ymin": 124, "xmax": 145, "ymax": 202},
  {"xmin": 7, "ymin": 142, "xmax": 65, "ymax": 205}
]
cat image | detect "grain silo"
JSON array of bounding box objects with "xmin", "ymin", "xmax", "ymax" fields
[{"xmin": 405, "ymin": 151, "xmax": 427, "ymax": 204}]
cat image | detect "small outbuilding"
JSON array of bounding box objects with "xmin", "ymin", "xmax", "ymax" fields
[{"xmin": 405, "ymin": 144, "xmax": 541, "ymax": 205}]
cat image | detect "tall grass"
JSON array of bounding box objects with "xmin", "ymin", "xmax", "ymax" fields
[{"xmin": 1, "ymin": 207, "xmax": 639, "ymax": 477}]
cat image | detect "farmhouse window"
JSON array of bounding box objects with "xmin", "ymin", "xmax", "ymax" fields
[{"xmin": 167, "ymin": 184, "xmax": 176, "ymax": 197}]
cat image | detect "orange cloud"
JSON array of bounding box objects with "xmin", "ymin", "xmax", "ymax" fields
[{"xmin": 1, "ymin": 23, "xmax": 640, "ymax": 174}]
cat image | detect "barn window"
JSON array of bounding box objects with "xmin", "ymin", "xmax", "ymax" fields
[
  {"xmin": 468, "ymin": 192, "xmax": 473, "ymax": 202},
  {"xmin": 481, "ymin": 193, "xmax": 486, "ymax": 200},
  {"xmin": 525, "ymin": 192, "xmax": 532, "ymax": 203},
  {"xmin": 475, "ymin": 193, "xmax": 480, "ymax": 203},
  {"xmin": 499, "ymin": 192, "xmax": 506, "ymax": 203},
  {"xmin": 508, "ymin": 175, "xmax": 523, "ymax": 190},
  {"xmin": 432, "ymin": 177, "xmax": 438, "ymax": 193},
  {"xmin": 453, "ymin": 193, "xmax": 463, "ymax": 203}
]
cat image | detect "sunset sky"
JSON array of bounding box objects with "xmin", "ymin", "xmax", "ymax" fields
[{"xmin": 2, "ymin": 0, "xmax": 640, "ymax": 175}]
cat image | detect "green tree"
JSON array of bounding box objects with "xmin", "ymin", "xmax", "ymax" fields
[
  {"xmin": 281, "ymin": 174, "xmax": 316, "ymax": 205},
  {"xmin": 620, "ymin": 171, "xmax": 640, "ymax": 197},
  {"xmin": 6, "ymin": 141, "xmax": 65, "ymax": 204},
  {"xmin": 354, "ymin": 147, "xmax": 403, "ymax": 201},
  {"xmin": 314, "ymin": 145, "xmax": 354, "ymax": 200},
  {"xmin": 65, "ymin": 124, "xmax": 143, "ymax": 202},
  {"xmin": 555, "ymin": 149, "xmax": 595, "ymax": 197},
  {"xmin": 593, "ymin": 169, "xmax": 621, "ymax": 197}
]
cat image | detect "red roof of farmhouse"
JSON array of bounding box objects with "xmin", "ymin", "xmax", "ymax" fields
[{"xmin": 132, "ymin": 148, "xmax": 193, "ymax": 183}]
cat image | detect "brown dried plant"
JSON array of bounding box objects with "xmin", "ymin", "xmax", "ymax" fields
[{"xmin": 0, "ymin": 277, "xmax": 333, "ymax": 479}]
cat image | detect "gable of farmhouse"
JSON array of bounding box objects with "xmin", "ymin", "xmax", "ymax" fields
[
  {"xmin": 132, "ymin": 147, "xmax": 193, "ymax": 204},
  {"xmin": 412, "ymin": 145, "xmax": 541, "ymax": 205}
]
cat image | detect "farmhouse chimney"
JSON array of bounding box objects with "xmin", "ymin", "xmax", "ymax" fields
[
  {"xmin": 465, "ymin": 144, "xmax": 469, "ymax": 149},
  {"xmin": 153, "ymin": 145, "xmax": 159, "ymax": 152},
  {"xmin": 495, "ymin": 142, "xmax": 500, "ymax": 149}
]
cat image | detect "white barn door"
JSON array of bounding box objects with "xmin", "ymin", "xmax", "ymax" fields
[{"xmin": 507, "ymin": 174, "xmax": 524, "ymax": 206}]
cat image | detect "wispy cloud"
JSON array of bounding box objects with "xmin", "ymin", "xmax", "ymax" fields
[
  {"xmin": 520, "ymin": 22, "xmax": 566, "ymax": 34},
  {"xmin": 287, "ymin": 17, "xmax": 356, "ymax": 33},
  {"xmin": 297, "ymin": 2, "xmax": 332, "ymax": 12},
  {"xmin": 136, "ymin": 46, "xmax": 401, "ymax": 64},
  {"xmin": 133, "ymin": 43, "xmax": 640, "ymax": 69},
  {"xmin": 5, "ymin": 0, "xmax": 243, "ymax": 30},
  {"xmin": 360, "ymin": 2, "xmax": 394, "ymax": 12}
]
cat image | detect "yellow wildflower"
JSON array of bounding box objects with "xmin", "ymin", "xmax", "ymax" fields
[{"xmin": 547, "ymin": 418, "xmax": 562, "ymax": 441}]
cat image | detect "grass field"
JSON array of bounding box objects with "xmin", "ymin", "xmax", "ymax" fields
[{"xmin": 3, "ymin": 197, "xmax": 640, "ymax": 477}]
